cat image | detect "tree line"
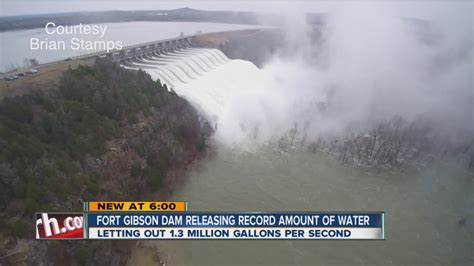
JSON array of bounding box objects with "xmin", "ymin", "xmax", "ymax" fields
[{"xmin": 0, "ymin": 59, "xmax": 210, "ymax": 264}]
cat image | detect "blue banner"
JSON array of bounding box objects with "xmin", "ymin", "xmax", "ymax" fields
[{"xmin": 87, "ymin": 212, "xmax": 383, "ymax": 228}]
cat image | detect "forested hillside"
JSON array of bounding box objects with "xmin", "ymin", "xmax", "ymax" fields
[{"xmin": 0, "ymin": 59, "xmax": 211, "ymax": 264}]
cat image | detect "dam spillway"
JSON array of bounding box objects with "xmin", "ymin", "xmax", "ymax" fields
[
  {"xmin": 120, "ymin": 48, "xmax": 231, "ymax": 90},
  {"xmin": 120, "ymin": 47, "xmax": 276, "ymax": 142}
]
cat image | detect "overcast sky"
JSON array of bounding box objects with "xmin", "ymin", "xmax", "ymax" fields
[{"xmin": 0, "ymin": 1, "xmax": 472, "ymax": 22}]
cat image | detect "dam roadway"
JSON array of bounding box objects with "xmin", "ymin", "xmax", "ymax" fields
[
  {"xmin": 73, "ymin": 34, "xmax": 195, "ymax": 61},
  {"xmin": 0, "ymin": 29, "xmax": 261, "ymax": 98}
]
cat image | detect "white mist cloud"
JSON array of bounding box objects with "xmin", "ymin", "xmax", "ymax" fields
[{"xmin": 210, "ymin": 2, "xmax": 473, "ymax": 146}]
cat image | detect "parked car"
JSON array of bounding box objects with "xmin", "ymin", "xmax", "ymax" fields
[
  {"xmin": 26, "ymin": 69, "xmax": 38, "ymax": 74},
  {"xmin": 18, "ymin": 73, "xmax": 26, "ymax": 77},
  {"xmin": 3, "ymin": 75, "xmax": 18, "ymax": 80}
]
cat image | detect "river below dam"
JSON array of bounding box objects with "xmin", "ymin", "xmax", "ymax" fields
[
  {"xmin": 124, "ymin": 44, "xmax": 473, "ymax": 265},
  {"xmin": 129, "ymin": 144, "xmax": 472, "ymax": 265}
]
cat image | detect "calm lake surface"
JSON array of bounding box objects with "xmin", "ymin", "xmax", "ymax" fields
[{"xmin": 0, "ymin": 21, "xmax": 263, "ymax": 72}]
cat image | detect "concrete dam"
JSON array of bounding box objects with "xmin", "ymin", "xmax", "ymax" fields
[
  {"xmin": 120, "ymin": 48, "xmax": 231, "ymax": 90},
  {"xmin": 115, "ymin": 38, "xmax": 274, "ymax": 145}
]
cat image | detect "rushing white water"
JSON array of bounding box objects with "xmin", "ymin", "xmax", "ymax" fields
[
  {"xmin": 123, "ymin": 48, "xmax": 281, "ymax": 146},
  {"xmin": 125, "ymin": 47, "xmax": 472, "ymax": 266}
]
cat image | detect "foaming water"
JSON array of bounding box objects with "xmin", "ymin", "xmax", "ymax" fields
[
  {"xmin": 126, "ymin": 49, "xmax": 473, "ymax": 265},
  {"xmin": 130, "ymin": 145, "xmax": 473, "ymax": 265},
  {"xmin": 124, "ymin": 48, "xmax": 281, "ymax": 146}
]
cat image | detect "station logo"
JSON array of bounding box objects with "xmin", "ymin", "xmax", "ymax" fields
[{"xmin": 36, "ymin": 213, "xmax": 84, "ymax": 239}]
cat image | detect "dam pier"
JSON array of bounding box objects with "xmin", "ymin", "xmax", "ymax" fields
[{"xmin": 75, "ymin": 35, "xmax": 194, "ymax": 62}]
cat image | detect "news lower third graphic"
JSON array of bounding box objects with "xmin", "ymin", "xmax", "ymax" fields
[
  {"xmin": 36, "ymin": 202, "xmax": 385, "ymax": 240},
  {"xmin": 35, "ymin": 213, "xmax": 84, "ymax": 239}
]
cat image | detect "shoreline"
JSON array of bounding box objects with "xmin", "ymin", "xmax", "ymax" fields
[{"xmin": 129, "ymin": 143, "xmax": 214, "ymax": 265}]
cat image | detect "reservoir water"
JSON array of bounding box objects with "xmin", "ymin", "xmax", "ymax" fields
[{"xmin": 0, "ymin": 21, "xmax": 263, "ymax": 72}]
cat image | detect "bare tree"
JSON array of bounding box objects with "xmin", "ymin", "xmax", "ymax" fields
[
  {"xmin": 29, "ymin": 58, "xmax": 39, "ymax": 66},
  {"xmin": 300, "ymin": 121, "xmax": 310, "ymax": 147},
  {"xmin": 288, "ymin": 122, "xmax": 298, "ymax": 146}
]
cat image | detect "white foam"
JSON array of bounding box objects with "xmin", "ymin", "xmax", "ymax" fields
[{"xmin": 122, "ymin": 48, "xmax": 284, "ymax": 146}]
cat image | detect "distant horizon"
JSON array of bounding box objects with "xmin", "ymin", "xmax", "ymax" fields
[
  {"xmin": 0, "ymin": 7, "xmax": 249, "ymax": 18},
  {"xmin": 1, "ymin": 1, "xmax": 471, "ymax": 23},
  {"xmin": 4, "ymin": 2, "xmax": 274, "ymax": 17}
]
